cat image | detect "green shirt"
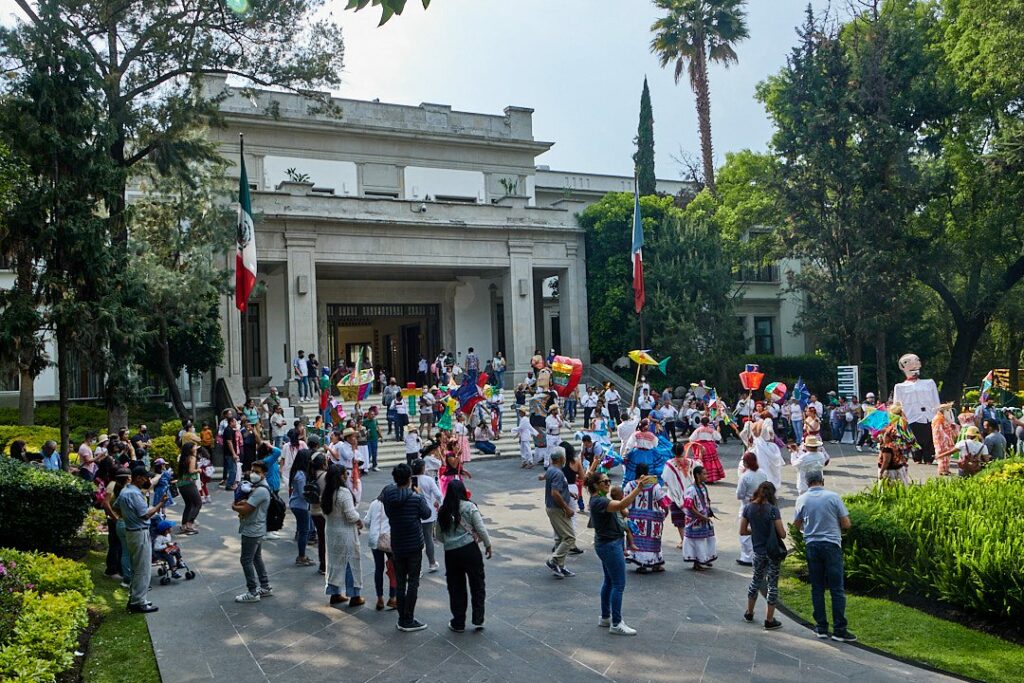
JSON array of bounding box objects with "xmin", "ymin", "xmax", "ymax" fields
[{"xmin": 365, "ymin": 417, "xmax": 380, "ymax": 442}]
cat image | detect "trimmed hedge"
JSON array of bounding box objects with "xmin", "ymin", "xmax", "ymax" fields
[
  {"xmin": 148, "ymin": 435, "xmax": 178, "ymax": 463},
  {"xmin": 0, "ymin": 590, "xmax": 89, "ymax": 683},
  {"xmin": 790, "ymin": 463, "xmax": 1024, "ymax": 620},
  {"xmin": 160, "ymin": 419, "xmax": 183, "ymax": 437},
  {"xmin": 0, "ymin": 458, "xmax": 93, "ymax": 551},
  {"xmin": 0, "ymin": 549, "xmax": 93, "ymax": 598}
]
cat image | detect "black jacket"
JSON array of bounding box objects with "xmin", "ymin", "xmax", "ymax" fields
[{"xmin": 382, "ymin": 484, "xmax": 431, "ymax": 555}]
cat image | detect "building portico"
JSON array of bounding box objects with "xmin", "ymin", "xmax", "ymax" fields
[{"xmin": 207, "ymin": 80, "xmax": 591, "ymax": 401}]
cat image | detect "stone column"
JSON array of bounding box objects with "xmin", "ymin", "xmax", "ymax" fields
[
  {"xmin": 285, "ymin": 233, "xmax": 319, "ymax": 399},
  {"xmin": 560, "ymin": 238, "xmax": 590, "ymax": 364},
  {"xmin": 507, "ymin": 240, "xmax": 536, "ymax": 385}
]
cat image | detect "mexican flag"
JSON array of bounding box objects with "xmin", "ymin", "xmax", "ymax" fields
[{"xmin": 235, "ymin": 155, "xmax": 257, "ymax": 312}]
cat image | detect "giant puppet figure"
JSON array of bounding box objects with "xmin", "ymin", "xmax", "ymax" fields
[{"xmin": 892, "ymin": 353, "xmax": 941, "ymax": 463}]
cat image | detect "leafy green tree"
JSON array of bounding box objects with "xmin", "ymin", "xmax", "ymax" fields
[
  {"xmin": 580, "ymin": 193, "xmax": 676, "ymax": 365},
  {"xmin": 650, "ymin": 0, "xmax": 749, "ymax": 195},
  {"xmin": 0, "ymin": 141, "xmax": 45, "ymax": 425},
  {"xmin": 346, "ymin": 0, "xmax": 432, "ymax": 25},
  {"xmin": 129, "ymin": 153, "xmax": 234, "ymax": 419},
  {"xmin": 1, "ymin": 0, "xmax": 121, "ymax": 463},
  {"xmin": 5, "ymin": 0, "xmax": 345, "ymax": 427},
  {"xmin": 633, "ymin": 77, "xmax": 656, "ymax": 196},
  {"xmin": 756, "ymin": 2, "xmax": 951, "ymax": 396}
]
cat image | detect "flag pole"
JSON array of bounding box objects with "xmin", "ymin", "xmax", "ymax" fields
[{"xmin": 239, "ymin": 133, "xmax": 250, "ymax": 401}]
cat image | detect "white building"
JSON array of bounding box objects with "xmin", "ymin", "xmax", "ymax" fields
[{"xmin": 0, "ymin": 83, "xmax": 806, "ymax": 407}]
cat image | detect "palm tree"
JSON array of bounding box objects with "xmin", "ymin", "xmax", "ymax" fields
[{"xmin": 650, "ymin": 0, "xmax": 749, "ymax": 195}]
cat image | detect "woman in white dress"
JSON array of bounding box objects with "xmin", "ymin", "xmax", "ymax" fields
[
  {"xmin": 322, "ymin": 464, "xmax": 364, "ymax": 607},
  {"xmin": 752, "ymin": 419, "xmax": 785, "ymax": 490}
]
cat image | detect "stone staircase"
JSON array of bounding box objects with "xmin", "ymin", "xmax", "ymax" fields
[{"xmin": 255, "ymin": 391, "xmax": 622, "ymax": 469}]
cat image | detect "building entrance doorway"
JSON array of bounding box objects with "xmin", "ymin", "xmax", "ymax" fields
[{"xmin": 326, "ymin": 303, "xmax": 440, "ymax": 385}]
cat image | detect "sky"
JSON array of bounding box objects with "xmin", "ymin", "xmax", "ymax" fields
[
  {"xmin": 0, "ymin": 0, "xmax": 833, "ymax": 180},
  {"xmin": 333, "ymin": 0, "xmax": 834, "ymax": 178}
]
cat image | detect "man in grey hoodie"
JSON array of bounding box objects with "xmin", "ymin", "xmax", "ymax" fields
[{"xmin": 383, "ymin": 463, "xmax": 432, "ymax": 632}]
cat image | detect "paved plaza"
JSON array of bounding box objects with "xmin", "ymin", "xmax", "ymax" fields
[{"xmin": 146, "ymin": 440, "xmax": 954, "ymax": 683}]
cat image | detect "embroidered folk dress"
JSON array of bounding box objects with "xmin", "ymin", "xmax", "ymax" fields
[
  {"xmin": 682, "ymin": 482, "xmax": 717, "ymax": 565},
  {"xmin": 622, "ymin": 480, "xmax": 667, "ymax": 569}
]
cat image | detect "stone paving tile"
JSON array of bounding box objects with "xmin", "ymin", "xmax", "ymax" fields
[{"xmin": 145, "ymin": 441, "xmax": 956, "ymax": 683}]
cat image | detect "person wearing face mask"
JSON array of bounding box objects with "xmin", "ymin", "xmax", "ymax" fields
[
  {"xmin": 115, "ymin": 465, "xmax": 169, "ymax": 613},
  {"xmin": 232, "ymin": 461, "xmax": 275, "ymax": 603}
]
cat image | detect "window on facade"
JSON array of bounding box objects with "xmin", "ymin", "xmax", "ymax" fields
[{"xmin": 754, "ymin": 317, "xmax": 775, "ymax": 355}]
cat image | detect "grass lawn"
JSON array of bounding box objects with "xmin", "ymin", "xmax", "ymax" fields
[
  {"xmin": 778, "ymin": 559, "xmax": 1024, "ymax": 683},
  {"xmin": 81, "ymin": 548, "xmax": 161, "ymax": 683}
]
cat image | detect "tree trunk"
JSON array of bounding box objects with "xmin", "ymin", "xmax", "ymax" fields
[
  {"xmin": 18, "ymin": 367, "xmax": 34, "ymax": 426},
  {"xmin": 938, "ymin": 315, "xmax": 988, "ymax": 402},
  {"xmin": 159, "ymin": 320, "xmax": 189, "ymax": 419},
  {"xmin": 1008, "ymin": 332, "xmax": 1023, "ymax": 393},
  {"xmin": 56, "ymin": 322, "xmax": 69, "ymax": 470},
  {"xmin": 692, "ymin": 51, "xmax": 717, "ymax": 195},
  {"xmin": 875, "ymin": 329, "xmax": 888, "ymax": 401}
]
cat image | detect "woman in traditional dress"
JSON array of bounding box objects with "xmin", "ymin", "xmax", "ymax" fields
[
  {"xmin": 454, "ymin": 412, "xmax": 472, "ymax": 463},
  {"xmin": 803, "ymin": 406, "xmax": 821, "ymax": 440},
  {"xmin": 322, "ymin": 464, "xmax": 364, "ymax": 607},
  {"xmin": 663, "ymin": 442, "xmax": 695, "ymax": 550},
  {"xmin": 931, "ymin": 403, "xmax": 958, "ymax": 476},
  {"xmin": 682, "ymin": 465, "xmax": 717, "ymax": 570},
  {"xmin": 439, "ymin": 444, "xmax": 472, "ymax": 498},
  {"xmin": 622, "ymin": 463, "xmax": 668, "ymax": 573},
  {"xmin": 753, "ymin": 418, "xmax": 785, "ymax": 489},
  {"xmin": 688, "ymin": 417, "xmax": 725, "ymax": 483}
]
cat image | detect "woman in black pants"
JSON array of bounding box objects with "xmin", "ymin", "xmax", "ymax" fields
[
  {"xmin": 176, "ymin": 444, "xmax": 203, "ymax": 534},
  {"xmin": 434, "ymin": 480, "xmax": 492, "ymax": 632}
]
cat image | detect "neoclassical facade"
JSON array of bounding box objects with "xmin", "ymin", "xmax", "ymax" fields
[{"xmin": 209, "ymin": 80, "xmax": 590, "ymax": 401}]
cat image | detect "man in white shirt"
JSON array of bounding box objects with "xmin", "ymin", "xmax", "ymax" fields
[
  {"xmin": 581, "ymin": 387, "xmax": 599, "ymax": 429},
  {"xmin": 512, "ymin": 406, "xmax": 538, "ymax": 468},
  {"xmin": 604, "ymin": 386, "xmax": 622, "ymax": 425},
  {"xmin": 391, "ymin": 393, "xmax": 409, "ymax": 443}
]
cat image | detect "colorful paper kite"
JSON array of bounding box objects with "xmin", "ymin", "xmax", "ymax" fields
[
  {"xmin": 627, "ymin": 349, "xmax": 670, "ymax": 375},
  {"xmin": 739, "ymin": 364, "xmax": 765, "ymax": 391},
  {"xmin": 765, "ymin": 381, "xmax": 787, "ymax": 403}
]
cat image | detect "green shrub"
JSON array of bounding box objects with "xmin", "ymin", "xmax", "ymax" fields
[
  {"xmin": 0, "ymin": 549, "xmax": 92, "ymax": 599},
  {"xmin": 0, "ymin": 590, "xmax": 88, "ymax": 683},
  {"xmin": 160, "ymin": 419, "xmax": 183, "ymax": 438},
  {"xmin": 148, "ymin": 435, "xmax": 178, "ymax": 463},
  {"xmin": 0, "ymin": 427, "xmax": 61, "ymax": 457},
  {"xmin": 799, "ymin": 471, "xmax": 1024, "ymax": 620},
  {"xmin": 0, "ymin": 459, "xmax": 94, "ymax": 551}
]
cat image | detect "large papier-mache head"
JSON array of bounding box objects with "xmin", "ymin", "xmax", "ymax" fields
[{"xmin": 898, "ymin": 353, "xmax": 922, "ymax": 379}]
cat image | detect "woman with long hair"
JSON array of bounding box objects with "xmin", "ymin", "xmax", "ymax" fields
[
  {"xmin": 740, "ymin": 481, "xmax": 786, "ymax": 630},
  {"xmin": 308, "ymin": 454, "xmax": 330, "ymax": 575},
  {"xmin": 735, "ymin": 452, "xmax": 767, "ymax": 566},
  {"xmin": 176, "ymin": 443, "xmax": 202, "ymax": 534},
  {"xmin": 585, "ymin": 470, "xmax": 654, "ymax": 636},
  {"xmin": 288, "ymin": 449, "xmax": 314, "ymax": 566},
  {"xmin": 435, "ymin": 479, "xmax": 491, "ymax": 632},
  {"xmin": 321, "ymin": 464, "xmax": 364, "ymax": 606}
]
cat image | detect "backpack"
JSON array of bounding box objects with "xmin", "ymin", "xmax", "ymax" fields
[
  {"xmin": 303, "ymin": 477, "xmax": 321, "ymax": 505},
  {"xmin": 261, "ymin": 484, "xmax": 287, "ymax": 532}
]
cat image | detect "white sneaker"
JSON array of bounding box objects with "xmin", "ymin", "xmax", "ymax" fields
[
  {"xmin": 235, "ymin": 592, "xmax": 260, "ymax": 603},
  {"xmin": 609, "ymin": 621, "xmax": 637, "ymax": 636},
  {"xmin": 598, "ymin": 617, "xmax": 611, "ymax": 627},
  {"xmin": 429, "ymin": 562, "xmax": 440, "ymax": 573}
]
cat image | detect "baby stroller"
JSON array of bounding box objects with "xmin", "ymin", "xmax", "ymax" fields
[{"xmin": 150, "ymin": 516, "xmax": 196, "ymax": 585}]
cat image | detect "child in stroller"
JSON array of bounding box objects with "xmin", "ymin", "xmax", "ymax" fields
[{"xmin": 151, "ymin": 517, "xmax": 195, "ymax": 584}]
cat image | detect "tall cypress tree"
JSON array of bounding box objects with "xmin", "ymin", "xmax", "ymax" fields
[{"xmin": 633, "ymin": 77, "xmax": 657, "ymax": 195}]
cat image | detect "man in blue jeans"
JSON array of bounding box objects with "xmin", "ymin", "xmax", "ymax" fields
[{"xmin": 793, "ymin": 471, "xmax": 856, "ymax": 642}]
